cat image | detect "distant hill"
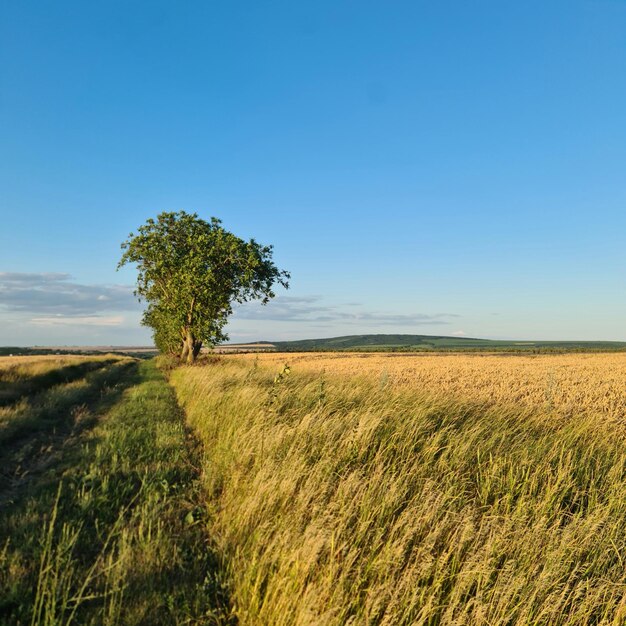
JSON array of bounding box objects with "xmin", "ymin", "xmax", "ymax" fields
[{"xmin": 267, "ymin": 334, "xmax": 626, "ymax": 352}]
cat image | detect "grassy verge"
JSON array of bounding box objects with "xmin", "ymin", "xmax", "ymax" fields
[
  {"xmin": 170, "ymin": 358, "xmax": 626, "ymax": 626},
  {"xmin": 0, "ymin": 359, "xmax": 134, "ymax": 454},
  {"xmin": 0, "ymin": 359, "xmax": 231, "ymax": 625}
]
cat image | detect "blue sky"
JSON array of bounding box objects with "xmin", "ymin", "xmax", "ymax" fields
[{"xmin": 1, "ymin": 0, "xmax": 626, "ymax": 345}]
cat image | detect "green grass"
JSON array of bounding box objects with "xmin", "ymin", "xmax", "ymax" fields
[
  {"xmin": 0, "ymin": 360, "xmax": 231, "ymax": 625},
  {"xmin": 170, "ymin": 359, "xmax": 626, "ymax": 626}
]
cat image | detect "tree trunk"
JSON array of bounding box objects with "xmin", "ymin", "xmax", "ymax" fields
[
  {"xmin": 192, "ymin": 340, "xmax": 203, "ymax": 360},
  {"xmin": 180, "ymin": 335, "xmax": 190, "ymax": 362},
  {"xmin": 181, "ymin": 330, "xmax": 200, "ymax": 364}
]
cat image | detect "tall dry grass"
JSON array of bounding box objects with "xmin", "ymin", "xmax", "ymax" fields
[
  {"xmin": 0, "ymin": 354, "xmax": 117, "ymax": 377},
  {"xmin": 171, "ymin": 355, "xmax": 626, "ymax": 626}
]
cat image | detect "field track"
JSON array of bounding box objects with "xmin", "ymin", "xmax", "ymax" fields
[{"xmin": 0, "ymin": 359, "xmax": 230, "ymax": 625}]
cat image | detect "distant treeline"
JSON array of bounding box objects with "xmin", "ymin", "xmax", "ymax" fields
[{"xmin": 0, "ymin": 347, "xmax": 71, "ymax": 356}]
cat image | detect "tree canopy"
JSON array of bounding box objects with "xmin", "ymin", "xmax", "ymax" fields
[{"xmin": 118, "ymin": 211, "xmax": 289, "ymax": 362}]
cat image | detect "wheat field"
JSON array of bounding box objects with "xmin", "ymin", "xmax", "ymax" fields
[
  {"xmin": 170, "ymin": 352, "xmax": 626, "ymax": 626},
  {"xmin": 230, "ymin": 352, "xmax": 626, "ymax": 420}
]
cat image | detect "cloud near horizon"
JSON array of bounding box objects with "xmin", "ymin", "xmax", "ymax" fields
[
  {"xmin": 233, "ymin": 295, "xmax": 458, "ymax": 327},
  {"xmin": 0, "ymin": 274, "xmax": 457, "ymax": 328},
  {"xmin": 0, "ymin": 273, "xmax": 460, "ymax": 343},
  {"xmin": 0, "ymin": 272, "xmax": 139, "ymax": 318},
  {"xmin": 30, "ymin": 315, "xmax": 125, "ymax": 327}
]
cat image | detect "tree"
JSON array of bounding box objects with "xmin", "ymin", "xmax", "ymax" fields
[{"xmin": 118, "ymin": 211, "xmax": 289, "ymax": 363}]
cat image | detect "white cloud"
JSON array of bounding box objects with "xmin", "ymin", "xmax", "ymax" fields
[{"xmin": 30, "ymin": 315, "xmax": 125, "ymax": 327}]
